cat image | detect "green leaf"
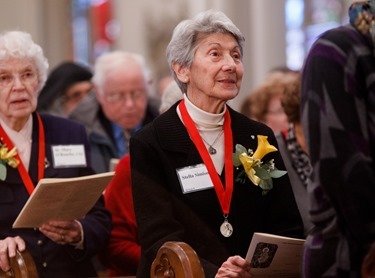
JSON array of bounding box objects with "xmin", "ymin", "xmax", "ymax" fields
[
  {"xmin": 232, "ymin": 144, "xmax": 248, "ymax": 167},
  {"xmin": 259, "ymin": 179, "xmax": 273, "ymax": 196},
  {"xmin": 259, "ymin": 178, "xmax": 273, "ymax": 192},
  {"xmin": 0, "ymin": 163, "xmax": 7, "ymax": 181},
  {"xmin": 235, "ymin": 144, "xmax": 247, "ymax": 154},
  {"xmin": 269, "ymin": 169, "xmax": 288, "ymax": 178},
  {"xmin": 254, "ymin": 166, "xmax": 271, "ymax": 180},
  {"xmin": 235, "ymin": 170, "xmax": 246, "ymax": 184},
  {"xmin": 232, "ymin": 153, "xmax": 241, "ymax": 167}
]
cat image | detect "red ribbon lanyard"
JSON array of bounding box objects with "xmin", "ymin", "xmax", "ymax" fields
[
  {"xmin": 178, "ymin": 99, "xmax": 234, "ymax": 214},
  {"xmin": 0, "ymin": 113, "xmax": 45, "ymax": 195}
]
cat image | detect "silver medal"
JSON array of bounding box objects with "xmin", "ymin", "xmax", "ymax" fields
[{"xmin": 220, "ymin": 219, "xmax": 233, "ymax": 237}]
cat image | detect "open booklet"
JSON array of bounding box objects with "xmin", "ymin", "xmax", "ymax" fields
[
  {"xmin": 246, "ymin": 232, "xmax": 305, "ymax": 278},
  {"xmin": 13, "ymin": 171, "xmax": 115, "ymax": 228}
]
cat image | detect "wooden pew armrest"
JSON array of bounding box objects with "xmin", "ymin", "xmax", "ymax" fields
[{"xmin": 151, "ymin": 241, "xmax": 204, "ymax": 278}]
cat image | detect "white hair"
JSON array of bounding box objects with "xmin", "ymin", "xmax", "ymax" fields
[
  {"xmin": 0, "ymin": 31, "xmax": 49, "ymax": 92},
  {"xmin": 92, "ymin": 51, "xmax": 152, "ymax": 96}
]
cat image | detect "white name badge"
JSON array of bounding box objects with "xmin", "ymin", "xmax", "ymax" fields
[
  {"xmin": 52, "ymin": 145, "xmax": 87, "ymax": 168},
  {"xmin": 176, "ymin": 163, "xmax": 214, "ymax": 194}
]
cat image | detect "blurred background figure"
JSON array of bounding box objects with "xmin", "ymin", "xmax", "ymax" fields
[
  {"xmin": 157, "ymin": 74, "xmax": 174, "ymax": 98},
  {"xmin": 37, "ymin": 61, "xmax": 93, "ymax": 117},
  {"xmin": 158, "ymin": 80, "xmax": 182, "ymax": 114},
  {"xmin": 301, "ymin": 1, "xmax": 375, "ymax": 277},
  {"xmin": 274, "ymin": 73, "xmax": 312, "ymax": 235},
  {"xmin": 100, "ymin": 78, "xmax": 182, "ymax": 276},
  {"xmin": 240, "ymin": 69, "xmax": 297, "ymax": 133},
  {"xmin": 69, "ymin": 51, "xmax": 159, "ymax": 173},
  {"xmin": 100, "ymin": 154, "xmax": 139, "ymax": 276}
]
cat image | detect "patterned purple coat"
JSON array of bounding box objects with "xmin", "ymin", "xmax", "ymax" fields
[{"xmin": 301, "ymin": 24, "xmax": 375, "ymax": 277}]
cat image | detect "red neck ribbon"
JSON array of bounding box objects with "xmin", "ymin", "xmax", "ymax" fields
[
  {"xmin": 178, "ymin": 99, "xmax": 233, "ymax": 215},
  {"xmin": 0, "ymin": 113, "xmax": 45, "ymax": 195}
]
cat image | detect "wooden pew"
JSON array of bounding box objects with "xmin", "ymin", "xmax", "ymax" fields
[
  {"xmin": 0, "ymin": 250, "xmax": 38, "ymax": 278},
  {"xmin": 362, "ymin": 242, "xmax": 375, "ymax": 277},
  {"xmin": 151, "ymin": 241, "xmax": 204, "ymax": 278}
]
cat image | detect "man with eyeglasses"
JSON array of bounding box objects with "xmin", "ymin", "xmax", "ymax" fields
[
  {"xmin": 68, "ymin": 51, "xmax": 160, "ymax": 276},
  {"xmin": 69, "ymin": 51, "xmax": 159, "ymax": 174}
]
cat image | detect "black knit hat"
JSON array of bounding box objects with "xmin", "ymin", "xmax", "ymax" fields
[{"xmin": 37, "ymin": 61, "xmax": 93, "ymax": 112}]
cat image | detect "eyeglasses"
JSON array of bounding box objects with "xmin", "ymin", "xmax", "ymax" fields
[
  {"xmin": 0, "ymin": 70, "xmax": 38, "ymax": 87},
  {"xmin": 104, "ymin": 90, "xmax": 146, "ymax": 103}
]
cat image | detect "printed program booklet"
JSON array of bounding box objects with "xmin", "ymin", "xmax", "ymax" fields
[
  {"xmin": 13, "ymin": 171, "xmax": 115, "ymax": 228},
  {"xmin": 246, "ymin": 232, "xmax": 305, "ymax": 277}
]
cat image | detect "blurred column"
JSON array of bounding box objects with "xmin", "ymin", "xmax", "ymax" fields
[{"xmin": 0, "ymin": 0, "xmax": 72, "ymax": 70}]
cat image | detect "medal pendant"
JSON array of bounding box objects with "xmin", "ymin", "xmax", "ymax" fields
[
  {"xmin": 208, "ymin": 146, "xmax": 217, "ymax": 155},
  {"xmin": 220, "ymin": 219, "xmax": 233, "ymax": 237}
]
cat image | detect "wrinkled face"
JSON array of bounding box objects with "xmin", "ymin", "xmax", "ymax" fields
[
  {"xmin": 176, "ymin": 32, "xmax": 243, "ymax": 113},
  {"xmin": 97, "ymin": 65, "xmax": 148, "ymax": 129},
  {"xmin": 0, "ymin": 57, "xmax": 39, "ymax": 125}
]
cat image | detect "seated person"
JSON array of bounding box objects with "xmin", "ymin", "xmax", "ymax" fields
[
  {"xmin": 69, "ymin": 51, "xmax": 159, "ymax": 173},
  {"xmin": 37, "ymin": 61, "xmax": 93, "ymax": 117},
  {"xmin": 275, "ymin": 74, "xmax": 313, "ymax": 235},
  {"xmin": 0, "ymin": 31, "xmax": 111, "ymax": 278},
  {"xmin": 241, "ymin": 70, "xmax": 297, "ymax": 133},
  {"xmin": 130, "ymin": 10, "xmax": 303, "ymax": 277},
  {"xmin": 100, "ymin": 155, "xmax": 140, "ymax": 276},
  {"xmin": 100, "ymin": 80, "xmax": 184, "ymax": 276}
]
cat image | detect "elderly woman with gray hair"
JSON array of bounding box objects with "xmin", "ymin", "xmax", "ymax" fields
[
  {"xmin": 130, "ymin": 10, "xmax": 303, "ymax": 277},
  {"xmin": 0, "ymin": 31, "xmax": 111, "ymax": 277}
]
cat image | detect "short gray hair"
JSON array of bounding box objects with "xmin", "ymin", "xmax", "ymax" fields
[
  {"xmin": 0, "ymin": 31, "xmax": 49, "ymax": 92},
  {"xmin": 166, "ymin": 10, "xmax": 245, "ymax": 94},
  {"xmin": 92, "ymin": 51, "xmax": 152, "ymax": 95}
]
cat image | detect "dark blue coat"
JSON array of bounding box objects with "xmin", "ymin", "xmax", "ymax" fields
[{"xmin": 0, "ymin": 113, "xmax": 111, "ymax": 278}]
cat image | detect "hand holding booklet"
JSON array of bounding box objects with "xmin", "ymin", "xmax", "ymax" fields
[
  {"xmin": 246, "ymin": 232, "xmax": 305, "ymax": 277},
  {"xmin": 13, "ymin": 171, "xmax": 115, "ymax": 228}
]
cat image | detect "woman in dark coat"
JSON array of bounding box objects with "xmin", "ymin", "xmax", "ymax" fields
[
  {"xmin": 130, "ymin": 10, "xmax": 303, "ymax": 277},
  {"xmin": 0, "ymin": 30, "xmax": 111, "ymax": 278}
]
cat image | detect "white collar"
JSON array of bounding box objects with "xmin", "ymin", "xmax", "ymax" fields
[
  {"xmin": 182, "ymin": 94, "xmax": 225, "ymax": 129},
  {"xmin": 0, "ymin": 116, "xmax": 33, "ymax": 143}
]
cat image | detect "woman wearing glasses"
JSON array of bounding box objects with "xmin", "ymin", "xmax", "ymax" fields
[{"xmin": 0, "ymin": 31, "xmax": 111, "ymax": 277}]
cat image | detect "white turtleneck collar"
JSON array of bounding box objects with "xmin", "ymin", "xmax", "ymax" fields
[
  {"xmin": 177, "ymin": 94, "xmax": 226, "ymax": 174},
  {"xmin": 181, "ymin": 94, "xmax": 226, "ymax": 130}
]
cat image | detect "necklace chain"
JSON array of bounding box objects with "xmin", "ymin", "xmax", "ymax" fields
[{"xmin": 201, "ymin": 130, "xmax": 224, "ymax": 155}]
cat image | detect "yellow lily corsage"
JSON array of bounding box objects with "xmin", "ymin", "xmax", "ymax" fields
[
  {"xmin": 232, "ymin": 135, "xmax": 287, "ymax": 195},
  {"xmin": 0, "ymin": 144, "xmax": 20, "ymax": 181}
]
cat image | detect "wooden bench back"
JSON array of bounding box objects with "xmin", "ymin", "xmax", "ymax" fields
[
  {"xmin": 151, "ymin": 241, "xmax": 204, "ymax": 278},
  {"xmin": 0, "ymin": 250, "xmax": 38, "ymax": 278}
]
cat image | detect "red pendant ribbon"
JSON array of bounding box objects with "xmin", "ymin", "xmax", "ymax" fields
[
  {"xmin": 0, "ymin": 113, "xmax": 45, "ymax": 195},
  {"xmin": 178, "ymin": 100, "xmax": 233, "ymax": 214}
]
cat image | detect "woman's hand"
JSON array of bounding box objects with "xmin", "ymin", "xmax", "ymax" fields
[
  {"xmin": 39, "ymin": 220, "xmax": 82, "ymax": 245},
  {"xmin": 215, "ymin": 255, "xmax": 252, "ymax": 278},
  {"xmin": 0, "ymin": 236, "xmax": 26, "ymax": 272}
]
